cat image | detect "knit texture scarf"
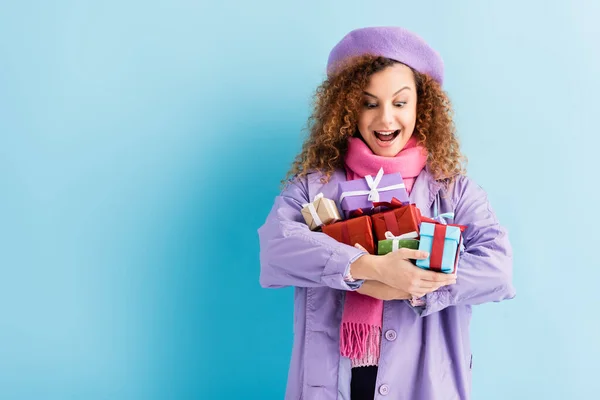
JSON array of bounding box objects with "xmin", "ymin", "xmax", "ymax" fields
[{"xmin": 341, "ymin": 135, "xmax": 428, "ymax": 367}]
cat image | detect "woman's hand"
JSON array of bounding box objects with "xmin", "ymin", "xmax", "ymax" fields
[
  {"xmin": 351, "ymin": 244, "xmax": 456, "ymax": 298},
  {"xmin": 376, "ymin": 247, "xmax": 456, "ymax": 297},
  {"xmin": 356, "ymin": 280, "xmax": 412, "ymax": 301}
]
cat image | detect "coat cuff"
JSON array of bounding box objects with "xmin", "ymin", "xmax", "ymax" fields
[
  {"xmin": 407, "ymin": 288, "xmax": 453, "ymax": 317},
  {"xmin": 322, "ymin": 247, "xmax": 367, "ymax": 291}
]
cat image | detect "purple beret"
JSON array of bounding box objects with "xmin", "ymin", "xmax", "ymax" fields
[{"xmin": 326, "ymin": 26, "xmax": 444, "ymax": 85}]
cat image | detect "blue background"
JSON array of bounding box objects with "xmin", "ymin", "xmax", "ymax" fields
[{"xmin": 1, "ymin": 1, "xmax": 598, "ymax": 399}]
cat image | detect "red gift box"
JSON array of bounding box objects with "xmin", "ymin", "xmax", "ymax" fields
[
  {"xmin": 322, "ymin": 215, "xmax": 375, "ymax": 254},
  {"xmin": 371, "ymin": 200, "xmax": 422, "ymax": 242}
]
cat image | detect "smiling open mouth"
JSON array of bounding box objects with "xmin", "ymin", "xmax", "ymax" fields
[{"xmin": 374, "ymin": 130, "xmax": 400, "ymax": 142}]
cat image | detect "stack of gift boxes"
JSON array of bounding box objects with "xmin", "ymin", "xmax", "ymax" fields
[{"xmin": 301, "ymin": 168, "xmax": 464, "ymax": 276}]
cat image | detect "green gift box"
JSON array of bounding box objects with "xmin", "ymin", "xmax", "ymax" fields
[{"xmin": 377, "ymin": 230, "xmax": 420, "ymax": 255}]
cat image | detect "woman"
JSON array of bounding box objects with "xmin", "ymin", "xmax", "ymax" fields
[{"xmin": 258, "ymin": 26, "xmax": 515, "ymax": 400}]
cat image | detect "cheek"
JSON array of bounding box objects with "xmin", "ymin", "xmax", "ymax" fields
[
  {"xmin": 357, "ymin": 112, "xmax": 368, "ymax": 125},
  {"xmin": 357, "ymin": 115, "xmax": 370, "ymax": 133},
  {"xmin": 399, "ymin": 110, "xmax": 417, "ymax": 127}
]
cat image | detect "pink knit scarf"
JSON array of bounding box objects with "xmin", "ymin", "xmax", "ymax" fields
[{"xmin": 341, "ymin": 135, "xmax": 428, "ymax": 367}]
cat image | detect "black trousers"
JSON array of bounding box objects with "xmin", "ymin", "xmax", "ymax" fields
[{"xmin": 350, "ymin": 366, "xmax": 378, "ymax": 400}]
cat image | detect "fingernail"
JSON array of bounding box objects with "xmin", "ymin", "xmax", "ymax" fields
[{"xmin": 422, "ymin": 252, "xmax": 429, "ymax": 258}]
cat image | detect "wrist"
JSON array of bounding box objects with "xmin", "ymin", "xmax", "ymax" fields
[
  {"xmin": 410, "ymin": 295, "xmax": 427, "ymax": 306},
  {"xmin": 350, "ymin": 254, "xmax": 382, "ymax": 281}
]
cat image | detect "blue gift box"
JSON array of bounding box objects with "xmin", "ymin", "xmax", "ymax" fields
[{"xmin": 416, "ymin": 222, "xmax": 462, "ymax": 273}]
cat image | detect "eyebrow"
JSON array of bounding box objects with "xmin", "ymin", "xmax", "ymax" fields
[{"xmin": 363, "ymin": 86, "xmax": 411, "ymax": 99}]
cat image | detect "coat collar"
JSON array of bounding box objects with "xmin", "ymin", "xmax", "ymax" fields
[{"xmin": 411, "ymin": 166, "xmax": 443, "ymax": 211}]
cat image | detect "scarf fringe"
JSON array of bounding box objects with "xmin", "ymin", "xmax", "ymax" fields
[{"xmin": 340, "ymin": 322, "xmax": 381, "ymax": 365}]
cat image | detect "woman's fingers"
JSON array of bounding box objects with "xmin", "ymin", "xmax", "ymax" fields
[
  {"xmin": 397, "ymin": 248, "xmax": 429, "ymax": 260},
  {"xmin": 410, "ymin": 268, "xmax": 456, "ymax": 291},
  {"xmin": 410, "ymin": 279, "xmax": 453, "ymax": 292},
  {"xmin": 417, "ymin": 268, "xmax": 457, "ymax": 283},
  {"xmin": 355, "ymin": 243, "xmax": 456, "ymax": 293},
  {"xmin": 410, "ymin": 279, "xmax": 456, "ymax": 297}
]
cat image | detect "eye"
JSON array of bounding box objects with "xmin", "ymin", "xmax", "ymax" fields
[
  {"xmin": 394, "ymin": 102, "xmax": 407, "ymax": 108},
  {"xmin": 364, "ymin": 103, "xmax": 377, "ymax": 109}
]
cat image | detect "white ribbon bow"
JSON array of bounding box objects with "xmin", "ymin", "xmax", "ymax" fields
[
  {"xmin": 365, "ymin": 167, "xmax": 384, "ymax": 202},
  {"xmin": 384, "ymin": 230, "xmax": 418, "ymax": 251},
  {"xmin": 339, "ymin": 167, "xmax": 406, "ymax": 205}
]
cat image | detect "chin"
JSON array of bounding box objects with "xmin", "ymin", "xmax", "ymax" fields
[
  {"xmin": 375, "ymin": 148, "xmax": 402, "ymax": 157},
  {"xmin": 367, "ymin": 141, "xmax": 404, "ymax": 157}
]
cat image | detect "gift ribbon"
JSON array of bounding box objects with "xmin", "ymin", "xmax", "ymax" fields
[
  {"xmin": 384, "ymin": 210, "xmax": 401, "ymax": 236},
  {"xmin": 337, "ymin": 219, "xmax": 373, "ymax": 254},
  {"xmin": 420, "ymin": 216, "xmax": 466, "ymax": 233},
  {"xmin": 372, "ymin": 197, "xmax": 405, "ymax": 210},
  {"xmin": 384, "ymin": 230, "xmax": 418, "ymax": 251},
  {"xmin": 432, "ymin": 212, "xmax": 454, "ymax": 225},
  {"xmin": 320, "ymin": 194, "xmax": 341, "ymax": 221},
  {"xmin": 302, "ymin": 193, "xmax": 339, "ymax": 228},
  {"xmin": 339, "ymin": 167, "xmax": 406, "ymax": 204},
  {"xmin": 302, "ymin": 200, "xmax": 322, "ymax": 228},
  {"xmin": 341, "ymin": 222, "xmax": 351, "ymax": 245},
  {"xmin": 376, "ymin": 202, "xmax": 417, "ymax": 237},
  {"xmin": 348, "ymin": 208, "xmax": 365, "ymax": 218},
  {"xmin": 365, "ymin": 167, "xmax": 385, "ymax": 201},
  {"xmin": 429, "ymin": 224, "xmax": 447, "ymax": 271}
]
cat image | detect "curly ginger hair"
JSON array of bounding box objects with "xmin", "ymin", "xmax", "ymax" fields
[{"xmin": 283, "ymin": 55, "xmax": 466, "ymax": 186}]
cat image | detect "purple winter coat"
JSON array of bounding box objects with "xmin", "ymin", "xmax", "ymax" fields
[{"xmin": 258, "ymin": 166, "xmax": 515, "ymax": 400}]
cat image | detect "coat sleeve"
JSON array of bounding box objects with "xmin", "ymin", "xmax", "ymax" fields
[
  {"xmin": 258, "ymin": 175, "xmax": 367, "ymax": 290},
  {"xmin": 410, "ymin": 175, "xmax": 516, "ymax": 317}
]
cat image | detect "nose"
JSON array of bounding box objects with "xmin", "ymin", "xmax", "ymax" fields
[{"xmin": 377, "ymin": 104, "xmax": 395, "ymax": 128}]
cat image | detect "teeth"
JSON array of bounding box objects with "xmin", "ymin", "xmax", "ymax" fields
[{"xmin": 375, "ymin": 130, "xmax": 396, "ymax": 136}]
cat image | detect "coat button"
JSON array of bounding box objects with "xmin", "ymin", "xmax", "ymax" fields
[
  {"xmin": 385, "ymin": 330, "xmax": 397, "ymax": 341},
  {"xmin": 379, "ymin": 384, "xmax": 390, "ymax": 395}
]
